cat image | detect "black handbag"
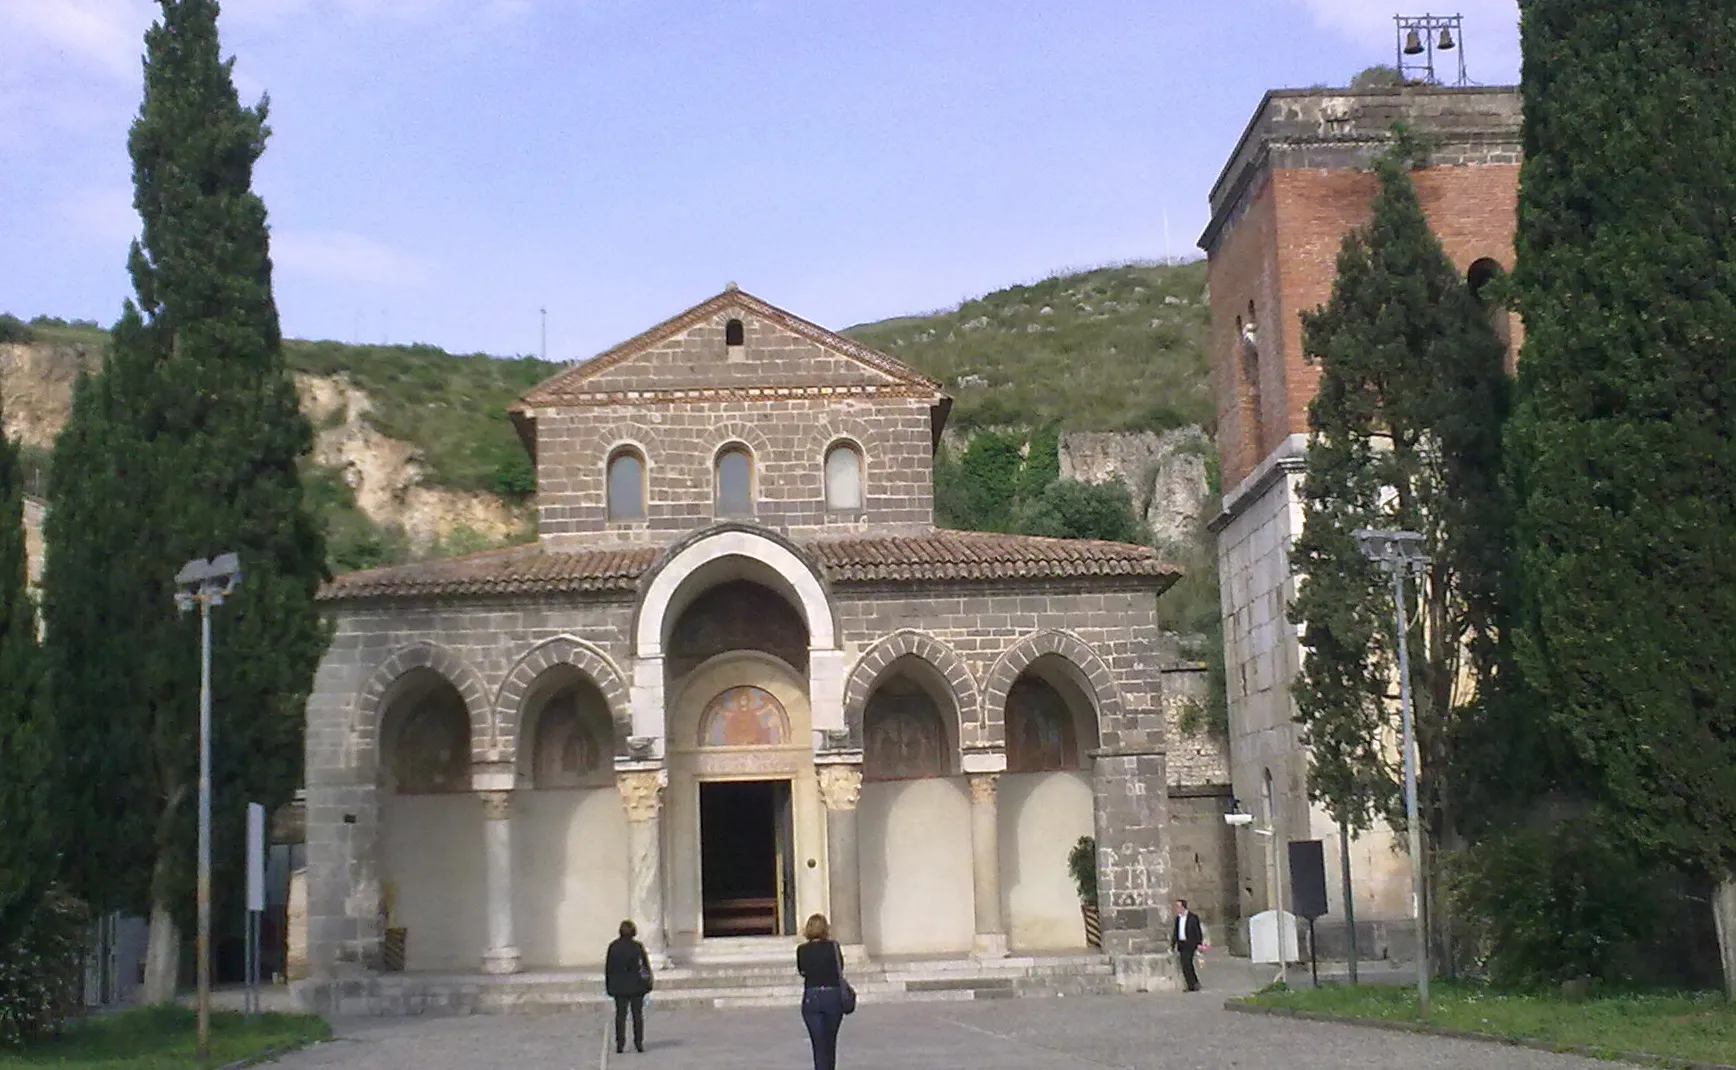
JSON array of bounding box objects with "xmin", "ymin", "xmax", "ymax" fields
[
  {"xmin": 639, "ymin": 946, "xmax": 655, "ymax": 993},
  {"xmin": 833, "ymin": 941, "xmax": 856, "ymax": 1015}
]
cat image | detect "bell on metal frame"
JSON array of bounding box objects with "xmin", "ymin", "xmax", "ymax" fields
[
  {"xmin": 1438, "ymin": 26, "xmax": 1456, "ymax": 50},
  {"xmin": 1403, "ymin": 28, "xmax": 1425, "ymax": 55}
]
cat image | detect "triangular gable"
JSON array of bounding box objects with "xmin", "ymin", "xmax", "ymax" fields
[{"xmin": 515, "ymin": 287, "xmax": 943, "ymax": 408}]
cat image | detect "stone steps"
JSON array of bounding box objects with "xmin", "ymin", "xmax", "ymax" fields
[{"xmin": 301, "ymin": 953, "xmax": 1121, "ymax": 1016}]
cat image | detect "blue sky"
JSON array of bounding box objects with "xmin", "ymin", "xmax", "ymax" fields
[{"xmin": 0, "ymin": 0, "xmax": 1520, "ymax": 361}]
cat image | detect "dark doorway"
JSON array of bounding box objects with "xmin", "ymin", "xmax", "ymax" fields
[{"xmin": 699, "ymin": 780, "xmax": 794, "ymax": 937}]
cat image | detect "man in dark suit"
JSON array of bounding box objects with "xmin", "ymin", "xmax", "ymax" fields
[{"xmin": 1171, "ymin": 899, "xmax": 1206, "ymax": 992}]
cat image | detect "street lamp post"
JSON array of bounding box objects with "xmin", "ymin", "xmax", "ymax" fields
[
  {"xmin": 173, "ymin": 553, "xmax": 242, "ymax": 1059},
  {"xmin": 1352, "ymin": 528, "xmax": 1430, "ymax": 1011},
  {"xmin": 1225, "ymin": 800, "xmax": 1288, "ymax": 987}
]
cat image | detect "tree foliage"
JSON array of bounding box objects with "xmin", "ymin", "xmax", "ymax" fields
[
  {"xmin": 41, "ymin": 0, "xmax": 329, "ymax": 971},
  {"xmin": 0, "ymin": 397, "xmax": 55, "ymax": 946},
  {"xmin": 1506, "ymin": 1, "xmax": 1736, "ymax": 882},
  {"xmin": 934, "ymin": 425, "xmax": 1143, "ymax": 543},
  {"xmin": 1289, "ymin": 134, "xmax": 1511, "ymax": 839}
]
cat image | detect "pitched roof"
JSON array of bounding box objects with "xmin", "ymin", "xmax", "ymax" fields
[
  {"xmin": 514, "ymin": 287, "xmax": 943, "ymax": 409},
  {"xmin": 318, "ymin": 531, "xmax": 1179, "ymax": 603}
]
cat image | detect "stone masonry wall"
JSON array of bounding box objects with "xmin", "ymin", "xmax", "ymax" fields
[
  {"xmin": 306, "ymin": 578, "xmax": 1184, "ymax": 975},
  {"xmin": 535, "ymin": 395, "xmax": 935, "ymax": 546},
  {"xmin": 303, "ymin": 596, "xmax": 638, "ymax": 972},
  {"xmin": 581, "ymin": 309, "xmax": 897, "ymax": 392},
  {"xmin": 834, "ymin": 583, "xmax": 1180, "ymax": 960}
]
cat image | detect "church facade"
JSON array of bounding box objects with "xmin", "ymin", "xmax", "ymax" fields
[{"xmin": 299, "ymin": 287, "xmax": 1187, "ymax": 1001}]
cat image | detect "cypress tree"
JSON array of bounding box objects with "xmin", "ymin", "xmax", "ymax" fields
[
  {"xmin": 41, "ymin": 0, "xmax": 328, "ymax": 1001},
  {"xmin": 1507, "ymin": 0, "xmax": 1736, "ymax": 992},
  {"xmin": 1289, "ymin": 136, "xmax": 1510, "ymax": 957},
  {"xmin": 0, "ymin": 399, "xmax": 55, "ymax": 945}
]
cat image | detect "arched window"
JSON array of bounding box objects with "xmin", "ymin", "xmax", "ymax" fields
[
  {"xmin": 725, "ymin": 318, "xmax": 745, "ymax": 347},
  {"xmin": 607, "ymin": 448, "xmax": 646, "ymax": 521},
  {"xmin": 1467, "ymin": 258, "xmax": 1513, "ymax": 355},
  {"xmin": 715, "ymin": 446, "xmax": 754, "ymax": 517},
  {"xmin": 824, "ymin": 442, "xmax": 863, "ymax": 511}
]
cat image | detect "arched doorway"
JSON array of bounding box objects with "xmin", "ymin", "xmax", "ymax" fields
[
  {"xmin": 662, "ymin": 577, "xmax": 821, "ymax": 953},
  {"xmin": 858, "ymin": 655, "xmax": 973, "ymax": 955},
  {"xmin": 1000, "ymin": 656, "xmax": 1100, "ymax": 951},
  {"xmin": 377, "ymin": 668, "xmax": 484, "ymax": 971}
]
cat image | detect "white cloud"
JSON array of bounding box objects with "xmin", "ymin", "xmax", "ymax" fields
[
  {"xmin": 272, "ymin": 230, "xmax": 434, "ymax": 287},
  {"xmin": 1288, "ymin": 0, "xmax": 1522, "ymax": 82}
]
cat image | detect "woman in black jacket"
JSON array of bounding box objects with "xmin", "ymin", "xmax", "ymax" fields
[
  {"xmin": 604, "ymin": 919, "xmax": 653, "ymax": 1054},
  {"xmin": 796, "ymin": 913, "xmax": 848, "ymax": 1070}
]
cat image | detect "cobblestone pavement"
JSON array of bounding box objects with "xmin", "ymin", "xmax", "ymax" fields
[{"xmin": 271, "ymin": 979, "xmax": 1625, "ymax": 1070}]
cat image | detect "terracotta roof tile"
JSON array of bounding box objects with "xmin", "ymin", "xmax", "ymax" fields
[
  {"xmin": 319, "ymin": 531, "xmax": 1178, "ymax": 603},
  {"xmin": 319, "ymin": 543, "xmax": 659, "ymax": 601}
]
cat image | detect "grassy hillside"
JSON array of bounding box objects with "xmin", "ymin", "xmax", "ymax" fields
[{"xmin": 844, "ymin": 259, "xmax": 1212, "ymax": 433}]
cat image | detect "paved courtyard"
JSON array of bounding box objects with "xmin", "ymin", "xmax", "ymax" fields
[{"xmin": 271, "ymin": 976, "xmax": 1625, "ymax": 1070}]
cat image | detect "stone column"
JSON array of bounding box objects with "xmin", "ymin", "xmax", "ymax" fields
[
  {"xmin": 618, "ymin": 768, "xmax": 669, "ymax": 964},
  {"xmin": 817, "ymin": 764, "xmax": 864, "ymax": 946},
  {"xmin": 479, "ymin": 790, "xmax": 521, "ymax": 975},
  {"xmin": 968, "ymin": 773, "xmax": 1008, "ymax": 958}
]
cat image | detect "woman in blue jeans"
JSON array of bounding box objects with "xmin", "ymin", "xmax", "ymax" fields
[{"xmin": 796, "ymin": 913, "xmax": 847, "ymax": 1070}]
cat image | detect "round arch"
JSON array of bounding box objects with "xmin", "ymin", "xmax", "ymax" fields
[
  {"xmin": 843, "ymin": 630, "xmax": 979, "ymax": 743},
  {"xmin": 355, "ymin": 641, "xmax": 492, "ymax": 763},
  {"xmin": 634, "ymin": 524, "xmax": 837, "ymax": 657},
  {"xmin": 982, "ymin": 630, "xmax": 1124, "ymax": 733},
  {"xmin": 495, "ymin": 636, "xmax": 631, "ymax": 766}
]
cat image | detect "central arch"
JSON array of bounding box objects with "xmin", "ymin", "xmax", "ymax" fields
[
  {"xmin": 630, "ymin": 525, "xmax": 844, "ymax": 748},
  {"xmin": 634, "ymin": 525, "xmax": 836, "ymax": 658}
]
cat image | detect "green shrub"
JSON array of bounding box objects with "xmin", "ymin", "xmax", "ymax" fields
[
  {"xmin": 487, "ymin": 452, "xmax": 537, "ymax": 500},
  {"xmin": 1067, "ymin": 836, "xmax": 1097, "ymax": 904},
  {"xmin": 1014, "ymin": 479, "xmax": 1142, "ymax": 542},
  {"xmin": 1449, "ymin": 814, "xmax": 1653, "ymax": 989},
  {"xmin": 0, "ymin": 315, "xmax": 33, "ymax": 344},
  {"xmin": 0, "ymin": 890, "xmax": 88, "ymax": 1047}
]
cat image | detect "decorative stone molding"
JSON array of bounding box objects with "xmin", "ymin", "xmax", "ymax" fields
[
  {"xmin": 479, "ymin": 790, "xmax": 514, "ymax": 821},
  {"xmin": 355, "ymin": 641, "xmax": 493, "ymax": 759},
  {"xmin": 817, "ymin": 765, "xmax": 863, "ymax": 811},
  {"xmin": 617, "ymin": 769, "xmax": 667, "ymax": 823},
  {"xmin": 968, "ymin": 772, "xmax": 999, "ymax": 805},
  {"xmin": 842, "ymin": 629, "xmax": 979, "ymax": 738},
  {"xmin": 494, "ymin": 635, "xmax": 631, "ymax": 763},
  {"xmin": 982, "ymin": 630, "xmax": 1124, "ymax": 726}
]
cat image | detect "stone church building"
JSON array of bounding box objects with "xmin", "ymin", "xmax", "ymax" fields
[
  {"xmin": 299, "ymin": 286, "xmax": 1196, "ymax": 1008},
  {"xmin": 1201, "ymin": 85, "xmax": 1522, "ymax": 955}
]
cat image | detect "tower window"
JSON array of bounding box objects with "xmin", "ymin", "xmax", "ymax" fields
[
  {"xmin": 715, "ymin": 446, "xmax": 754, "ymax": 517},
  {"xmin": 607, "ymin": 448, "xmax": 646, "ymax": 521},
  {"xmin": 725, "ymin": 318, "xmax": 745, "ymax": 347}
]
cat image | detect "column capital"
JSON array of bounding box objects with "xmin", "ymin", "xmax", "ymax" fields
[
  {"xmin": 817, "ymin": 764, "xmax": 863, "ymax": 811},
  {"xmin": 968, "ymin": 771, "xmax": 1000, "ymax": 805},
  {"xmin": 617, "ymin": 768, "xmax": 667, "ymax": 823},
  {"xmin": 479, "ymin": 789, "xmax": 514, "ymax": 821}
]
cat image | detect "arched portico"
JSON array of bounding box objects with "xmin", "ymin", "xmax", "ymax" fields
[{"xmin": 629, "ymin": 525, "xmax": 844, "ymax": 751}]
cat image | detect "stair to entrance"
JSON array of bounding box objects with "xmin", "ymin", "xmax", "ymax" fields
[{"xmin": 300, "ymin": 951, "xmax": 1119, "ymax": 1016}]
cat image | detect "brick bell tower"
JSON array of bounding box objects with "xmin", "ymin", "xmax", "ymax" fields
[{"xmin": 1198, "ymin": 85, "xmax": 1521, "ymax": 955}]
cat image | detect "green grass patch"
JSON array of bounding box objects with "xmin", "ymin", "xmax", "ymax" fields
[
  {"xmin": 1242, "ymin": 981, "xmax": 1736, "ymax": 1066},
  {"xmin": 1, "ymin": 1006, "xmax": 329, "ymax": 1069}
]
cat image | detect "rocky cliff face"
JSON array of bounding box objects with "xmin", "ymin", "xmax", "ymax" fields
[
  {"xmin": 294, "ymin": 373, "xmax": 525, "ymax": 551},
  {"xmin": 1058, "ymin": 427, "xmax": 1215, "ymax": 552},
  {"xmin": 2, "ymin": 340, "xmax": 526, "ymax": 560}
]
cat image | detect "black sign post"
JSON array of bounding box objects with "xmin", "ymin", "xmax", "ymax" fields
[{"xmin": 1289, "ymin": 840, "xmax": 1329, "ymax": 987}]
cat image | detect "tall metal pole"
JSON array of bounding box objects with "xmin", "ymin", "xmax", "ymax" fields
[
  {"xmin": 197, "ymin": 598, "xmax": 212, "ymax": 1057},
  {"xmin": 1340, "ymin": 817, "xmax": 1359, "ymax": 984},
  {"xmin": 1272, "ymin": 828, "xmax": 1288, "ymax": 987},
  {"xmin": 1391, "ymin": 566, "xmax": 1429, "ymax": 1011}
]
